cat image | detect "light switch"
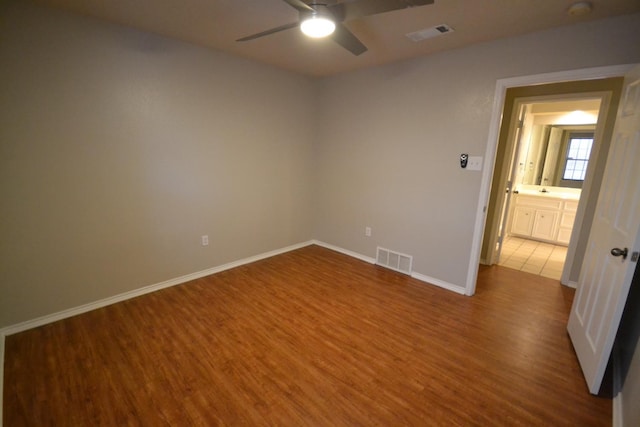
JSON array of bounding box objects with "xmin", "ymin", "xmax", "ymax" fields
[{"xmin": 466, "ymin": 156, "xmax": 483, "ymax": 171}]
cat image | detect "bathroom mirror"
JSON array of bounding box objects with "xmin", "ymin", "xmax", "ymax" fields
[{"xmin": 520, "ymin": 124, "xmax": 595, "ymax": 189}]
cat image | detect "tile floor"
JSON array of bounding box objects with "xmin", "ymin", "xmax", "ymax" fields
[{"xmin": 498, "ymin": 236, "xmax": 567, "ymax": 280}]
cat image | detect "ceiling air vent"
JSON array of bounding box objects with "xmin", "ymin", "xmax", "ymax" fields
[{"xmin": 406, "ymin": 24, "xmax": 454, "ymax": 42}]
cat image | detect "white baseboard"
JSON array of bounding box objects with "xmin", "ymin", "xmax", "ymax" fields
[
  {"xmin": 312, "ymin": 240, "xmax": 376, "ymax": 264},
  {"xmin": 312, "ymin": 240, "xmax": 466, "ymax": 295},
  {"xmin": 411, "ymin": 272, "xmax": 467, "ymax": 295},
  {"xmin": 565, "ymin": 280, "xmax": 578, "ymax": 289},
  {"xmin": 0, "ymin": 240, "xmax": 464, "ymax": 336},
  {"xmin": 613, "ymin": 392, "xmax": 623, "ymax": 427},
  {"xmin": 0, "ymin": 240, "xmax": 314, "ymax": 338},
  {"xmin": 612, "ymin": 346, "xmax": 623, "ymax": 427}
]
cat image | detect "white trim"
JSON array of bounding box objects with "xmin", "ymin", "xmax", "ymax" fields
[
  {"xmin": 466, "ymin": 64, "xmax": 636, "ymax": 297},
  {"xmin": 311, "ymin": 240, "xmax": 376, "ymax": 264},
  {"xmin": 0, "ymin": 240, "xmax": 314, "ymax": 337},
  {"xmin": 411, "ymin": 272, "xmax": 467, "ymax": 295},
  {"xmin": 613, "ymin": 347, "xmax": 623, "ymax": 427},
  {"xmin": 613, "ymin": 393, "xmax": 623, "ymax": 427},
  {"xmin": 312, "ymin": 240, "xmax": 466, "ymax": 294},
  {"xmin": 0, "ymin": 239, "xmax": 465, "ymax": 336}
]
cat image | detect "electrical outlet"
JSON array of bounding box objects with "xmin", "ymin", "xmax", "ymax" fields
[
  {"xmin": 365, "ymin": 227, "xmax": 372, "ymax": 237},
  {"xmin": 201, "ymin": 235, "xmax": 209, "ymax": 246}
]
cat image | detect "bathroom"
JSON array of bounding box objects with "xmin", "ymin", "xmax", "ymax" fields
[{"xmin": 498, "ymin": 98, "xmax": 601, "ymax": 279}]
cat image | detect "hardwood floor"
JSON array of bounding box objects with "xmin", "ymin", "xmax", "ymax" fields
[{"xmin": 4, "ymin": 245, "xmax": 611, "ymax": 426}]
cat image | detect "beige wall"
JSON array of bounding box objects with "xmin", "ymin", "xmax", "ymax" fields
[
  {"xmin": 314, "ymin": 13, "xmax": 640, "ymax": 288},
  {"xmin": 0, "ymin": 2, "xmax": 317, "ymax": 327},
  {"xmin": 1, "ymin": 1, "xmax": 640, "ymax": 328},
  {"xmin": 2, "ymin": 6, "xmax": 640, "ymax": 425}
]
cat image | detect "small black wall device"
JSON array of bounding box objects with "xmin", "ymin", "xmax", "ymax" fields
[{"xmin": 460, "ymin": 153, "xmax": 468, "ymax": 168}]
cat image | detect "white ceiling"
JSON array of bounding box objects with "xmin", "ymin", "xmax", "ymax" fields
[{"xmin": 34, "ymin": 0, "xmax": 640, "ymax": 77}]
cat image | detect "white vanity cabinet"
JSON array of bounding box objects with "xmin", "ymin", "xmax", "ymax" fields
[
  {"xmin": 508, "ymin": 194, "xmax": 577, "ymax": 245},
  {"xmin": 557, "ymin": 200, "xmax": 578, "ymax": 244},
  {"xmin": 511, "ymin": 207, "xmax": 534, "ymax": 236},
  {"xmin": 531, "ymin": 209, "xmax": 560, "ymax": 241}
]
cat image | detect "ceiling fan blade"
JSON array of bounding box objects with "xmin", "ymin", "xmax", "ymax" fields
[
  {"xmin": 282, "ymin": 0, "xmax": 314, "ymax": 13},
  {"xmin": 328, "ymin": 0, "xmax": 434, "ymax": 22},
  {"xmin": 236, "ymin": 22, "xmax": 299, "ymax": 42},
  {"xmin": 331, "ymin": 22, "xmax": 367, "ymax": 56}
]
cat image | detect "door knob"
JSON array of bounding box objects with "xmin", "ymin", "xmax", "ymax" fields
[{"xmin": 610, "ymin": 247, "xmax": 628, "ymax": 260}]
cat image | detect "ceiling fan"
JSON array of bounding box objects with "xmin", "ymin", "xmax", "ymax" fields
[{"xmin": 237, "ymin": 0, "xmax": 435, "ymax": 56}]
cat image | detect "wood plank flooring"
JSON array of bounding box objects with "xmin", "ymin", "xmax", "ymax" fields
[{"xmin": 3, "ymin": 245, "xmax": 611, "ymax": 426}]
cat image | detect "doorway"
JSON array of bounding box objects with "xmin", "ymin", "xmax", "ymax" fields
[
  {"xmin": 495, "ymin": 98, "xmax": 601, "ymax": 280},
  {"xmin": 479, "ymin": 77, "xmax": 625, "ymax": 288}
]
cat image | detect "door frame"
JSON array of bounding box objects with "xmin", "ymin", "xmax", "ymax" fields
[
  {"xmin": 484, "ymin": 92, "xmax": 612, "ymax": 279},
  {"xmin": 465, "ymin": 64, "xmax": 635, "ymax": 296}
]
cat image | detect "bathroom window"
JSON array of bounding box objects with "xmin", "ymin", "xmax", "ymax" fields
[{"xmin": 562, "ymin": 133, "xmax": 594, "ymax": 181}]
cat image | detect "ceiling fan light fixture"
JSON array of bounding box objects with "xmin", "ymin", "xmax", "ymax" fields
[
  {"xmin": 300, "ymin": 8, "xmax": 336, "ymax": 38},
  {"xmin": 567, "ymin": 1, "xmax": 592, "ymax": 16}
]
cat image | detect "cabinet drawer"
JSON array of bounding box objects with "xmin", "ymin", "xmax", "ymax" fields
[{"xmin": 515, "ymin": 195, "xmax": 563, "ymax": 210}]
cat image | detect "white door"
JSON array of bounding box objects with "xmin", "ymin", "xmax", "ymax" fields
[
  {"xmin": 567, "ymin": 65, "xmax": 640, "ymax": 394},
  {"xmin": 491, "ymin": 105, "xmax": 528, "ymax": 263}
]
